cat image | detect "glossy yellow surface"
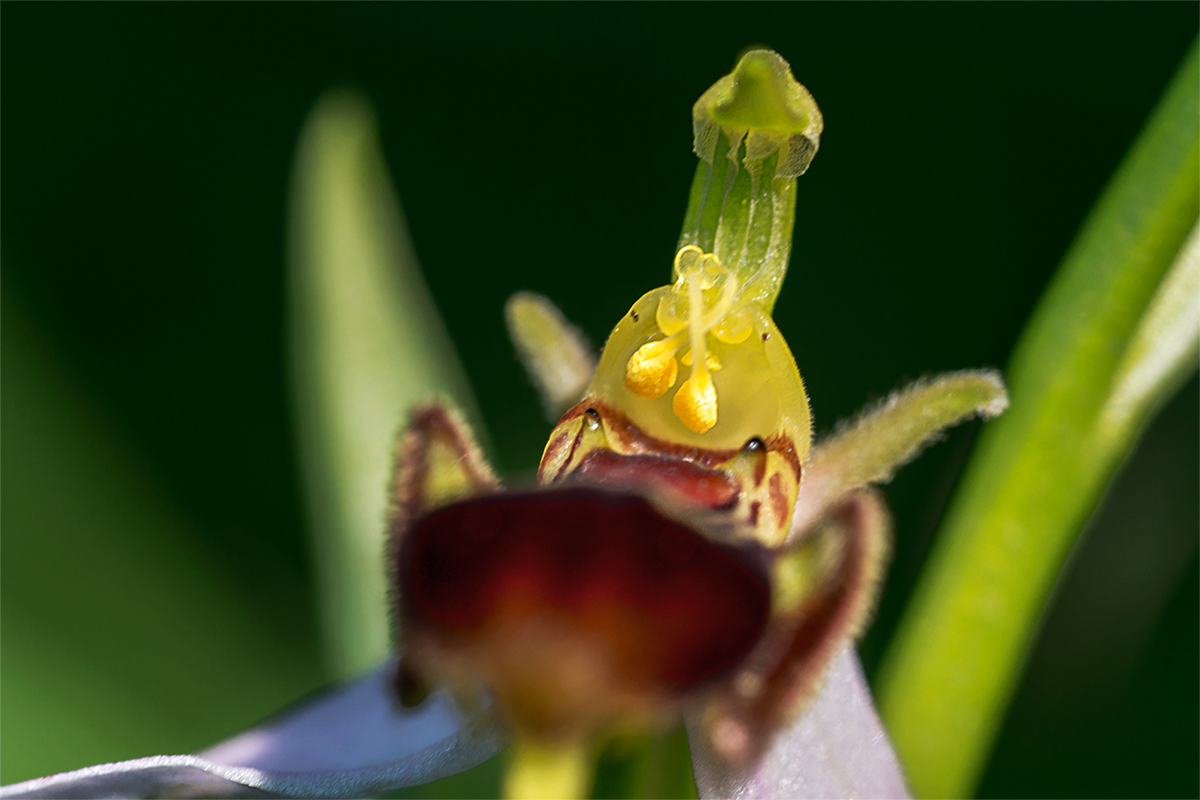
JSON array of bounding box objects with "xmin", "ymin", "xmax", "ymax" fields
[{"xmin": 598, "ymin": 245, "xmax": 810, "ymax": 452}]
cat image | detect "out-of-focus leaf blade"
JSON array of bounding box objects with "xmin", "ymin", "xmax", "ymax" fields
[
  {"xmin": 877, "ymin": 39, "xmax": 1199, "ymax": 799},
  {"xmin": 289, "ymin": 91, "xmax": 479, "ymax": 678},
  {"xmin": 0, "ymin": 292, "xmax": 322, "ymax": 785},
  {"xmin": 687, "ymin": 649, "xmax": 910, "ymax": 800}
]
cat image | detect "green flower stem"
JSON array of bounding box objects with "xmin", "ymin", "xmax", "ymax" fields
[
  {"xmin": 877, "ymin": 39, "xmax": 1199, "ymax": 799},
  {"xmin": 503, "ymin": 739, "xmax": 593, "ymax": 800}
]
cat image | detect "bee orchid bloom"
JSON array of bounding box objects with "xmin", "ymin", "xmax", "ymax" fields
[{"xmin": 1, "ymin": 49, "xmax": 1007, "ymax": 800}]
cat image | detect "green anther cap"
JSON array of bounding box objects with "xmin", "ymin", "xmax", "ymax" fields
[
  {"xmin": 679, "ymin": 49, "xmax": 823, "ymax": 313},
  {"xmin": 693, "ymin": 49, "xmax": 824, "ymax": 178}
]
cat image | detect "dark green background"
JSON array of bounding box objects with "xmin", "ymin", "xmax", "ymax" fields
[{"xmin": 3, "ymin": 4, "xmax": 1197, "ymax": 797}]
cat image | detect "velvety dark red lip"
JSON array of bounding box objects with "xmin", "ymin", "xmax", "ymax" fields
[
  {"xmin": 399, "ymin": 488, "xmax": 771, "ymax": 690},
  {"xmin": 569, "ymin": 449, "xmax": 742, "ymax": 510}
]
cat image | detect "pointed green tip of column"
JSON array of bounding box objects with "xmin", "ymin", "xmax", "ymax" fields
[
  {"xmin": 693, "ymin": 49, "xmax": 824, "ymax": 177},
  {"xmin": 707, "ymin": 50, "xmax": 812, "ymax": 133}
]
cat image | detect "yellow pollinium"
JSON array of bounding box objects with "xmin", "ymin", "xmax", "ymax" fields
[
  {"xmin": 673, "ymin": 373, "xmax": 718, "ymax": 433},
  {"xmin": 622, "ymin": 246, "xmax": 772, "ymax": 434},
  {"xmin": 583, "ymin": 246, "xmax": 809, "ymax": 456},
  {"xmin": 624, "ymin": 336, "xmax": 682, "ymax": 399}
]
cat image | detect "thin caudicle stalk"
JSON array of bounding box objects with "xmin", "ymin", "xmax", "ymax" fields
[{"xmin": 623, "ymin": 245, "xmax": 748, "ymax": 434}]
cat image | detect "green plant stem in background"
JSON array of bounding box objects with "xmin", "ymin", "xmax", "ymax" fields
[
  {"xmin": 289, "ymin": 91, "xmax": 480, "ymax": 679},
  {"xmin": 877, "ymin": 39, "xmax": 1199, "ymax": 799}
]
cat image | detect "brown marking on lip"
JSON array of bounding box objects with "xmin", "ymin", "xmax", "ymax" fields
[
  {"xmin": 398, "ymin": 489, "xmax": 772, "ymax": 715},
  {"xmin": 553, "ymin": 401, "xmax": 737, "ymax": 466},
  {"xmin": 572, "ymin": 448, "xmax": 740, "ymax": 511},
  {"xmin": 748, "ymin": 501, "xmax": 761, "ymax": 527},
  {"xmin": 537, "ymin": 431, "xmax": 573, "ymax": 484},
  {"xmin": 552, "ymin": 400, "xmax": 801, "ymax": 474},
  {"xmin": 561, "ymin": 424, "xmax": 587, "ymax": 472},
  {"xmin": 764, "ymin": 431, "xmax": 802, "ymax": 483},
  {"xmin": 768, "ymin": 472, "xmax": 788, "ymax": 529}
]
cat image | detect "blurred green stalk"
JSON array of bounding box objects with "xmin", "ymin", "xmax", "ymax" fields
[
  {"xmin": 877, "ymin": 39, "xmax": 1199, "ymax": 798},
  {"xmin": 289, "ymin": 91, "xmax": 479, "ymax": 679}
]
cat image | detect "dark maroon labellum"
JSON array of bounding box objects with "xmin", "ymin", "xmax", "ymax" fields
[{"xmin": 399, "ymin": 488, "xmax": 771, "ymax": 692}]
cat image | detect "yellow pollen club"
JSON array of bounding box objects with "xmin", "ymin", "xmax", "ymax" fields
[
  {"xmin": 674, "ymin": 372, "xmax": 718, "ymax": 433},
  {"xmin": 622, "ymin": 246, "xmax": 775, "ymax": 434},
  {"xmin": 624, "ymin": 337, "xmax": 680, "ymax": 399}
]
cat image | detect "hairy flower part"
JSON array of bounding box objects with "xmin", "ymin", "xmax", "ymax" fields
[
  {"xmin": 505, "ymin": 293, "xmax": 597, "ymax": 422},
  {"xmin": 384, "ymin": 50, "xmax": 1004, "ymax": 797},
  {"xmin": 692, "ymin": 489, "xmax": 890, "ymax": 768},
  {"xmin": 386, "ymin": 402, "xmax": 894, "ymax": 794},
  {"xmin": 397, "ymin": 488, "xmax": 772, "ymax": 740}
]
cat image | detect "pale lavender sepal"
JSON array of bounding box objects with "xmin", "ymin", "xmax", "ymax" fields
[
  {"xmin": 0, "ymin": 660, "xmax": 506, "ymax": 799},
  {"xmin": 687, "ymin": 649, "xmax": 911, "ymax": 800}
]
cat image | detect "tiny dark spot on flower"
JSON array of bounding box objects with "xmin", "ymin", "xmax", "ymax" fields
[
  {"xmin": 761, "ymin": 332, "xmax": 771, "ymax": 342},
  {"xmin": 743, "ymin": 437, "xmax": 765, "ymax": 452},
  {"xmin": 630, "ymin": 310, "xmax": 640, "ymax": 322}
]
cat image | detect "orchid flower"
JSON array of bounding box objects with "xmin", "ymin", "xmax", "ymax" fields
[{"xmin": 0, "ymin": 49, "xmax": 1011, "ymax": 800}]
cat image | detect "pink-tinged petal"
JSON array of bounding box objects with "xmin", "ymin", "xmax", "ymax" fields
[
  {"xmin": 687, "ymin": 648, "xmax": 910, "ymax": 800},
  {"xmin": 0, "ymin": 660, "xmax": 504, "ymax": 799},
  {"xmin": 0, "ymin": 755, "xmax": 280, "ymax": 799}
]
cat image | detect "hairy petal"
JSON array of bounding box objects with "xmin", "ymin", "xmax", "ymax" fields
[
  {"xmin": 505, "ymin": 292, "xmax": 597, "ymax": 421},
  {"xmin": 792, "ymin": 370, "xmax": 1007, "ymax": 535},
  {"xmin": 0, "ymin": 661, "xmax": 504, "ymax": 799},
  {"xmin": 689, "ymin": 490, "xmax": 890, "ymax": 771},
  {"xmin": 687, "ymin": 648, "xmax": 909, "ymax": 800},
  {"xmin": 389, "ymin": 404, "xmax": 499, "ymax": 535}
]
